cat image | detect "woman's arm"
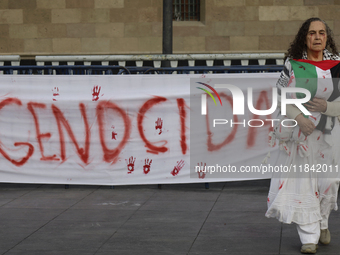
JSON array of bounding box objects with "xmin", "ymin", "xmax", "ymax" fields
[
  {"xmin": 276, "ymin": 58, "xmax": 316, "ymax": 136},
  {"xmin": 290, "ymin": 98, "xmax": 340, "ymax": 136},
  {"xmin": 323, "ymin": 101, "xmax": 340, "ymax": 116},
  {"xmin": 285, "ymin": 104, "xmax": 315, "ymax": 136},
  {"xmin": 295, "ymin": 113, "xmax": 315, "ymax": 136},
  {"xmin": 306, "ymin": 98, "xmax": 340, "ymax": 117}
]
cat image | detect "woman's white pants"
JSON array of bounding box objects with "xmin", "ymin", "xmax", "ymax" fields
[
  {"xmin": 296, "ymin": 197, "xmax": 332, "ymax": 244},
  {"xmin": 297, "ymin": 222, "xmax": 320, "ymax": 244}
]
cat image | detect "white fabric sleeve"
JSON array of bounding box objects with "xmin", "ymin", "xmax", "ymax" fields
[
  {"xmin": 286, "ymin": 104, "xmax": 303, "ymax": 120},
  {"xmin": 322, "ymin": 101, "xmax": 340, "ymax": 117},
  {"xmin": 284, "ymin": 101, "xmax": 340, "ymax": 119}
]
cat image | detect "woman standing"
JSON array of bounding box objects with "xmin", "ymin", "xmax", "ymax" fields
[{"xmin": 266, "ymin": 17, "xmax": 340, "ymax": 254}]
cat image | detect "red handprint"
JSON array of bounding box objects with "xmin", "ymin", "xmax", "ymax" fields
[
  {"xmin": 155, "ymin": 117, "xmax": 163, "ymax": 135},
  {"xmin": 92, "ymin": 85, "xmax": 101, "ymax": 101},
  {"xmin": 171, "ymin": 160, "xmax": 185, "ymax": 176},
  {"xmin": 143, "ymin": 158, "xmax": 152, "ymax": 174},
  {"xmin": 52, "ymin": 87, "xmax": 59, "ymax": 101},
  {"xmin": 125, "ymin": 156, "xmax": 136, "ymax": 174},
  {"xmin": 197, "ymin": 162, "xmax": 207, "ymax": 179},
  {"xmin": 111, "ymin": 126, "xmax": 117, "ymax": 140}
]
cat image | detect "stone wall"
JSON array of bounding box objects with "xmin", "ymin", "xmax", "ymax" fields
[{"xmin": 0, "ymin": 0, "xmax": 339, "ymax": 55}]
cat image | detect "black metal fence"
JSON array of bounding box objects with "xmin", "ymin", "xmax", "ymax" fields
[{"xmin": 0, "ymin": 65, "xmax": 283, "ymax": 75}]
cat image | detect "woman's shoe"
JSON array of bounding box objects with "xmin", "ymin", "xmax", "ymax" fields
[
  {"xmin": 301, "ymin": 243, "xmax": 318, "ymax": 254},
  {"xmin": 319, "ymin": 229, "xmax": 331, "ymax": 245}
]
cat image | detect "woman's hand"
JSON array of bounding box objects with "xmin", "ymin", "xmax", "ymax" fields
[
  {"xmin": 305, "ymin": 98, "xmax": 327, "ymax": 113},
  {"xmin": 295, "ymin": 113, "xmax": 315, "ymax": 136}
]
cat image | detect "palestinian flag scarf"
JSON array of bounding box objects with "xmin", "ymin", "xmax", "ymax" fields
[{"xmin": 289, "ymin": 59, "xmax": 340, "ymax": 134}]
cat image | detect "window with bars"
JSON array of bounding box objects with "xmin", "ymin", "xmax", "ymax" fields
[{"xmin": 173, "ymin": 0, "xmax": 200, "ymax": 21}]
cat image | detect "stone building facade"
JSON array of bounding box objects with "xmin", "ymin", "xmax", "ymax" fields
[{"xmin": 0, "ymin": 0, "xmax": 339, "ymax": 56}]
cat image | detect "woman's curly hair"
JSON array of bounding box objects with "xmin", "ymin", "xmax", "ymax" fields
[{"xmin": 285, "ymin": 17, "xmax": 339, "ymax": 60}]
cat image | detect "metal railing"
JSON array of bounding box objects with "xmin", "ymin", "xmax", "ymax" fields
[
  {"xmin": 0, "ymin": 65, "xmax": 284, "ymax": 75},
  {"xmin": 0, "ymin": 65, "xmax": 132, "ymax": 75},
  {"xmin": 34, "ymin": 53, "xmax": 285, "ymax": 68},
  {"xmin": 0, "ymin": 53, "xmax": 285, "ymax": 75}
]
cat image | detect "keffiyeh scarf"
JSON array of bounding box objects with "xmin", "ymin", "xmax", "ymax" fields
[{"xmin": 276, "ymin": 49, "xmax": 340, "ymax": 145}]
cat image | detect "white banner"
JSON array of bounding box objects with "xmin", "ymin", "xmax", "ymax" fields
[{"xmin": 0, "ymin": 73, "xmax": 281, "ymax": 185}]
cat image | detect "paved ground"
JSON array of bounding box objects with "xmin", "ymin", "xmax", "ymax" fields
[{"xmin": 0, "ymin": 179, "xmax": 339, "ymax": 255}]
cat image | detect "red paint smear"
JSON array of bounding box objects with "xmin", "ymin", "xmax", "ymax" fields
[
  {"xmin": 206, "ymin": 93, "xmax": 237, "ymax": 151},
  {"xmin": 52, "ymin": 103, "xmax": 91, "ymax": 164},
  {"xmin": 279, "ymin": 181, "xmax": 284, "ymax": 190},
  {"xmin": 324, "ymin": 184, "xmax": 332, "ymax": 194},
  {"xmin": 247, "ymin": 91, "xmax": 274, "ymax": 148},
  {"xmin": 287, "ymin": 75, "xmax": 294, "ymax": 87},
  {"xmin": 177, "ymin": 98, "xmax": 187, "ymax": 155},
  {"xmin": 146, "ymin": 150, "xmax": 159, "ymax": 155},
  {"xmin": 298, "ymin": 128, "xmax": 302, "ymax": 138},
  {"xmin": 0, "ymin": 98, "xmax": 34, "ymax": 166},
  {"xmin": 317, "ymin": 133, "xmax": 321, "ymax": 140},
  {"xmin": 155, "ymin": 117, "xmax": 163, "ymax": 134},
  {"xmin": 27, "ymin": 102, "xmax": 59, "ymax": 161},
  {"xmin": 137, "ymin": 96, "xmax": 168, "ymax": 154},
  {"xmin": 97, "ymin": 101, "xmax": 131, "ymax": 164},
  {"xmin": 112, "ymin": 131, "xmax": 117, "ymax": 140}
]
